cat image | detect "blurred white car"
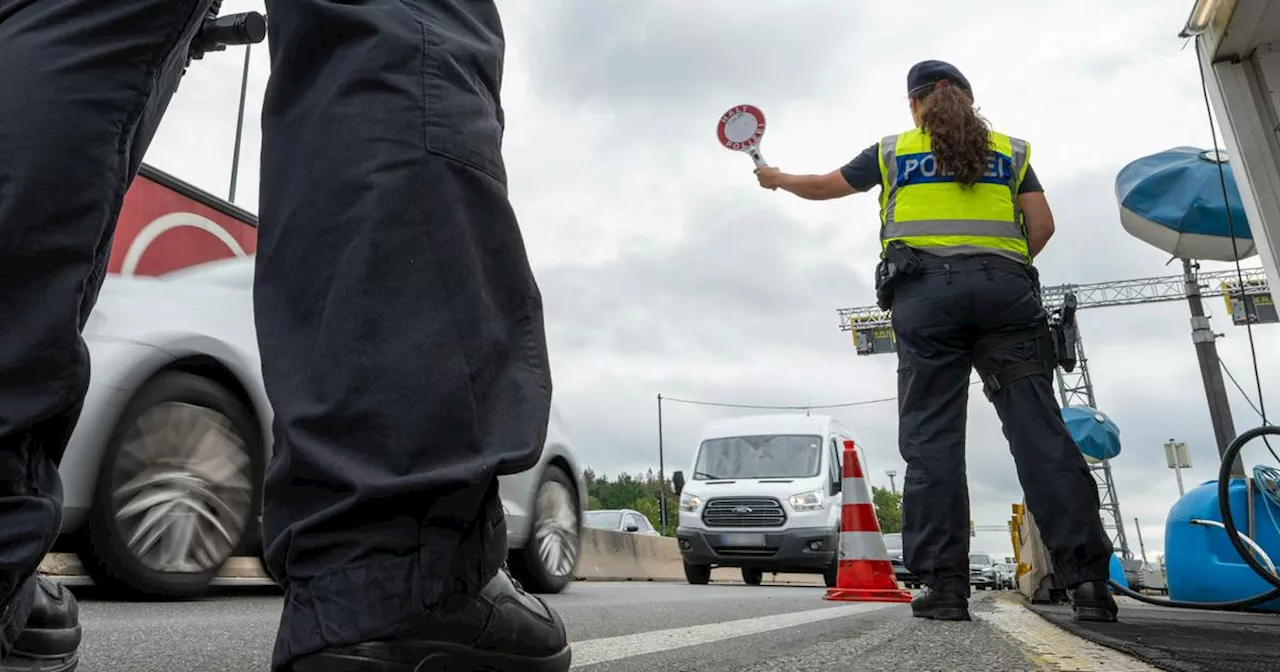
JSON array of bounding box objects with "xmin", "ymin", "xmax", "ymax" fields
[
  {"xmin": 56, "ymin": 256, "xmax": 585, "ymax": 598},
  {"xmin": 583, "ymin": 509, "xmax": 662, "ymax": 536}
]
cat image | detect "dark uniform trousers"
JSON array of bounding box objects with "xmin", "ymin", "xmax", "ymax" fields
[
  {"xmin": 0, "ymin": 1, "xmax": 550, "ymax": 669},
  {"xmin": 890, "ymin": 251, "xmax": 1113, "ymax": 597}
]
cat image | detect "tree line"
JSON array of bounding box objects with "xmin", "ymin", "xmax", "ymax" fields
[{"xmin": 583, "ymin": 467, "xmax": 903, "ymax": 537}]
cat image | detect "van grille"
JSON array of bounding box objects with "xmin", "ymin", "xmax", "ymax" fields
[{"xmin": 701, "ymin": 497, "xmax": 786, "ymax": 528}]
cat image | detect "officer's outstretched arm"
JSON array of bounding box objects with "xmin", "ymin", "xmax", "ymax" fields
[
  {"xmin": 756, "ymin": 168, "xmax": 859, "ymax": 201},
  {"xmin": 1019, "ymin": 192, "xmax": 1055, "ymax": 259}
]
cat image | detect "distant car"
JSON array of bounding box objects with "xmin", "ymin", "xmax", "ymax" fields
[
  {"xmin": 55, "ymin": 256, "xmax": 587, "ymax": 599},
  {"xmin": 992, "ymin": 563, "xmax": 1017, "ymax": 590},
  {"xmin": 883, "ymin": 533, "xmax": 920, "ymax": 589},
  {"xmin": 969, "ymin": 553, "xmax": 999, "ymax": 590},
  {"xmin": 584, "ymin": 509, "xmax": 661, "ymax": 536}
]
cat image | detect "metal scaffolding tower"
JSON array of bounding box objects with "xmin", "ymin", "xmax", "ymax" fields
[{"xmin": 838, "ymin": 264, "xmax": 1274, "ymax": 561}]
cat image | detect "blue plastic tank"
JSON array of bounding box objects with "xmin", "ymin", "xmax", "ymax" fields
[
  {"xmin": 1165, "ymin": 478, "xmax": 1280, "ymax": 612},
  {"xmin": 1108, "ymin": 554, "xmax": 1129, "ymax": 591}
]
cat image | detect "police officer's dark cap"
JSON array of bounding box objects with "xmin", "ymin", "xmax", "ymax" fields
[{"xmin": 907, "ymin": 60, "xmax": 972, "ymax": 99}]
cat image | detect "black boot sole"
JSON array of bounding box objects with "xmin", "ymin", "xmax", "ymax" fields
[
  {"xmin": 1072, "ymin": 606, "xmax": 1118, "ymax": 623},
  {"xmin": 290, "ymin": 641, "xmax": 571, "ymax": 672},
  {"xmin": 911, "ymin": 606, "xmax": 971, "ymax": 621},
  {"xmin": 11, "ymin": 624, "xmax": 82, "ymax": 659},
  {"xmin": 1, "ymin": 624, "xmax": 81, "ymax": 672},
  {"xmin": 0, "ymin": 650, "xmax": 78, "ymax": 672}
]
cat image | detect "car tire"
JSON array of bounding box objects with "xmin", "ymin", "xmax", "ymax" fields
[
  {"xmin": 80, "ymin": 371, "xmax": 263, "ymax": 600},
  {"xmin": 741, "ymin": 568, "xmax": 763, "ymax": 586},
  {"xmin": 684, "ymin": 562, "xmax": 711, "ymax": 585},
  {"xmin": 824, "ymin": 556, "xmax": 839, "ymax": 588},
  {"xmin": 509, "ymin": 464, "xmax": 581, "ymax": 594}
]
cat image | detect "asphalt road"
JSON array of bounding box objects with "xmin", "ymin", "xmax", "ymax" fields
[{"xmin": 74, "ymin": 582, "xmax": 1045, "ymax": 671}]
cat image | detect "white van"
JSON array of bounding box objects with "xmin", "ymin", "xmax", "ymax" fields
[{"xmin": 671, "ymin": 413, "xmax": 869, "ymax": 587}]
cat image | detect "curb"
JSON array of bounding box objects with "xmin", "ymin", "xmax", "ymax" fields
[{"xmin": 40, "ymin": 554, "xmax": 269, "ymax": 580}]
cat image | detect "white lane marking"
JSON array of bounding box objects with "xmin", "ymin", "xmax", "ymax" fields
[
  {"xmin": 568, "ymin": 602, "xmax": 900, "ymax": 668},
  {"xmin": 976, "ymin": 598, "xmax": 1161, "ymax": 671}
]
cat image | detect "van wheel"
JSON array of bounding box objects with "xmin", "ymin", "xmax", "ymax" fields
[
  {"xmin": 81, "ymin": 372, "xmax": 262, "ymax": 599},
  {"xmin": 684, "ymin": 562, "xmax": 711, "ymax": 585},
  {"xmin": 510, "ymin": 465, "xmax": 581, "ymax": 594},
  {"xmin": 741, "ymin": 568, "xmax": 763, "ymax": 586},
  {"xmin": 824, "ymin": 557, "xmax": 839, "ymax": 588}
]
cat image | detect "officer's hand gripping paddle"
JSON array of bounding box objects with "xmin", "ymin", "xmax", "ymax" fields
[{"xmin": 717, "ymin": 104, "xmax": 767, "ymax": 168}]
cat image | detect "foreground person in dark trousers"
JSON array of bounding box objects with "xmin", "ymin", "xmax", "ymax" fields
[
  {"xmin": 0, "ymin": 1, "xmax": 570, "ymax": 671},
  {"xmin": 753, "ymin": 60, "xmax": 1118, "ymax": 624}
]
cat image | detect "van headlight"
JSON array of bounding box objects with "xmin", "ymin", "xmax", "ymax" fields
[
  {"xmin": 789, "ymin": 488, "xmax": 825, "ymax": 512},
  {"xmin": 679, "ymin": 493, "xmax": 702, "ymax": 512}
]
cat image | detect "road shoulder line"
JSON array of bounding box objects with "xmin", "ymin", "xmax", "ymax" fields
[
  {"xmin": 568, "ymin": 601, "xmax": 899, "ymax": 668},
  {"xmin": 976, "ymin": 596, "xmax": 1161, "ymax": 671}
]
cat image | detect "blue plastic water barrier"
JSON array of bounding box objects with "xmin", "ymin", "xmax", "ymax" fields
[
  {"xmin": 1165, "ymin": 478, "xmax": 1280, "ymax": 612},
  {"xmin": 1061, "ymin": 405, "xmax": 1121, "ymax": 463},
  {"xmin": 1108, "ymin": 554, "xmax": 1129, "ymax": 591},
  {"xmin": 1116, "ymin": 147, "xmax": 1256, "ymax": 261}
]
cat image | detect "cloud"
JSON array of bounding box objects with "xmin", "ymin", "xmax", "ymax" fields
[{"xmin": 133, "ymin": 0, "xmax": 1280, "ymax": 562}]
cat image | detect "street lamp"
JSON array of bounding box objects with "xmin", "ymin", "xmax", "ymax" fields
[
  {"xmin": 228, "ymin": 42, "xmax": 253, "ymax": 203},
  {"xmin": 1165, "ymin": 439, "xmax": 1192, "ymax": 497},
  {"xmin": 885, "ymin": 469, "xmax": 898, "ymax": 495},
  {"xmin": 1180, "ymin": 0, "xmax": 1223, "ymax": 38}
]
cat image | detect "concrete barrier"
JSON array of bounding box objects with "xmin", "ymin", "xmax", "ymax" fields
[
  {"xmin": 574, "ymin": 528, "xmax": 685, "ymax": 581},
  {"xmin": 39, "ymin": 528, "xmax": 823, "ymax": 587}
]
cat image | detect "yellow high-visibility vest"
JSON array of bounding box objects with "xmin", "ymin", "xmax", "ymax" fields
[{"xmin": 876, "ymin": 127, "xmax": 1032, "ymax": 264}]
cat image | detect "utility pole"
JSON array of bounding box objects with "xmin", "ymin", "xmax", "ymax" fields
[
  {"xmin": 1182, "ymin": 259, "xmax": 1245, "ymax": 476},
  {"xmin": 657, "ymin": 394, "xmax": 667, "ymax": 530}
]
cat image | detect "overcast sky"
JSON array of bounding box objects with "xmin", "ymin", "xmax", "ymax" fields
[{"xmin": 144, "ymin": 0, "xmax": 1280, "ymax": 562}]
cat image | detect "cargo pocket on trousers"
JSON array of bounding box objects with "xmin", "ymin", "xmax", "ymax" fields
[
  {"xmin": 973, "ymin": 327, "xmax": 1053, "ymax": 400},
  {"xmin": 417, "ymin": 11, "xmax": 508, "ymax": 184}
]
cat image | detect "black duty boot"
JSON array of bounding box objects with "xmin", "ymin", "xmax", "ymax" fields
[
  {"xmin": 910, "ymin": 586, "xmax": 971, "ymax": 621},
  {"xmin": 1070, "ymin": 581, "xmax": 1119, "ymax": 623},
  {"xmin": 289, "ymin": 567, "xmax": 570, "ymax": 672},
  {"xmin": 1, "ymin": 576, "xmax": 81, "ymax": 672}
]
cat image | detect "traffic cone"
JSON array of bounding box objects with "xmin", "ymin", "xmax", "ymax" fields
[{"xmin": 824, "ymin": 439, "xmax": 913, "ymax": 603}]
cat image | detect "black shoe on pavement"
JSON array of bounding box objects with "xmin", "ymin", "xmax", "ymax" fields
[
  {"xmin": 1, "ymin": 575, "xmax": 81, "ymax": 672},
  {"xmin": 910, "ymin": 586, "xmax": 971, "ymax": 622},
  {"xmin": 288, "ymin": 567, "xmax": 570, "ymax": 672},
  {"xmin": 1070, "ymin": 581, "xmax": 1119, "ymax": 623}
]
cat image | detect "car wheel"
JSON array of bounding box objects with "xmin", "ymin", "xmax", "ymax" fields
[
  {"xmin": 510, "ymin": 465, "xmax": 580, "ymax": 594},
  {"xmin": 741, "ymin": 568, "xmax": 763, "ymax": 586},
  {"xmin": 824, "ymin": 557, "xmax": 839, "ymax": 588},
  {"xmin": 684, "ymin": 562, "xmax": 711, "ymax": 585},
  {"xmin": 81, "ymin": 371, "xmax": 262, "ymax": 599}
]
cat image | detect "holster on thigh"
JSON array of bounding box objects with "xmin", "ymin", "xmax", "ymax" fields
[{"xmin": 973, "ymin": 321, "xmax": 1055, "ymax": 401}]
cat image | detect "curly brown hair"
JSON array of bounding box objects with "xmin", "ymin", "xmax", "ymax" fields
[{"xmin": 913, "ymin": 84, "xmax": 991, "ymax": 188}]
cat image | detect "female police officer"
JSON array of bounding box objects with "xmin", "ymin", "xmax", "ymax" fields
[{"xmin": 755, "ymin": 60, "xmax": 1118, "ymax": 623}]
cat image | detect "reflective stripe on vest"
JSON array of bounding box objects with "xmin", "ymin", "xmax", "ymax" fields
[{"xmin": 876, "ymin": 128, "xmax": 1031, "ymax": 264}]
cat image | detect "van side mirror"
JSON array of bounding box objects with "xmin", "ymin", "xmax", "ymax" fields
[
  {"xmin": 831, "ymin": 478, "xmax": 842, "ymax": 495},
  {"xmin": 672, "ymin": 471, "xmax": 685, "ymax": 496}
]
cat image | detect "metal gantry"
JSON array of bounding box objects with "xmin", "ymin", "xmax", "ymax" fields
[{"xmin": 838, "ymin": 265, "xmax": 1274, "ymax": 561}]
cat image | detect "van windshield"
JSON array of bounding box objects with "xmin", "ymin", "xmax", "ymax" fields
[{"xmin": 692, "ymin": 434, "xmax": 823, "ymax": 480}]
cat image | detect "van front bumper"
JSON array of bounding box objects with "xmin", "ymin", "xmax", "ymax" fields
[{"xmin": 676, "ymin": 526, "xmax": 837, "ymax": 572}]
